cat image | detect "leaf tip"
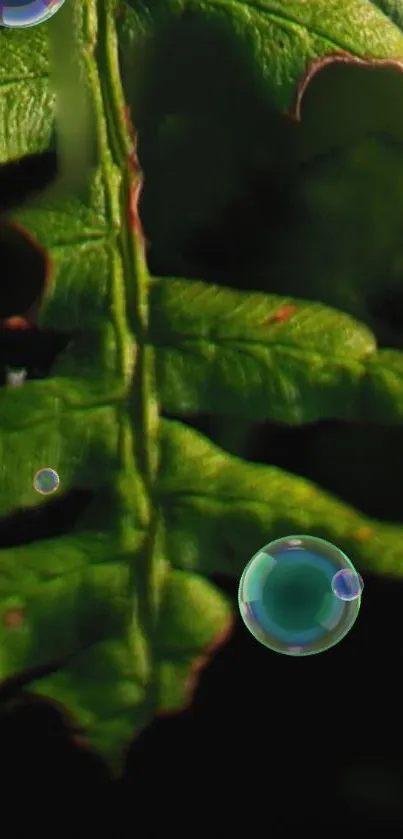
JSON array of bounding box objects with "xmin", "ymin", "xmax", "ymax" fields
[{"xmin": 159, "ymin": 613, "xmax": 235, "ymax": 718}]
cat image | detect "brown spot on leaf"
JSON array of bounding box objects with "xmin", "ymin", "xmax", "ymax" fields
[
  {"xmin": 353, "ymin": 526, "xmax": 375, "ymax": 542},
  {"xmin": 0, "ymin": 316, "xmax": 30, "ymax": 330},
  {"xmin": 261, "ymin": 304, "xmax": 297, "ymax": 326},
  {"xmin": 3, "ymin": 607, "xmax": 24, "ymax": 628}
]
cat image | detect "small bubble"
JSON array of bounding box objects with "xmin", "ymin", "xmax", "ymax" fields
[
  {"xmin": 33, "ymin": 467, "xmax": 60, "ymax": 496},
  {"xmin": 331, "ymin": 568, "xmax": 364, "ymax": 602}
]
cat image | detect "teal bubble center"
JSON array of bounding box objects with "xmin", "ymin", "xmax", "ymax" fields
[{"xmin": 238, "ymin": 535, "xmax": 361, "ymax": 656}]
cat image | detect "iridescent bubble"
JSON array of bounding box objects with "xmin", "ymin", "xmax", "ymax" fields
[
  {"xmin": 238, "ymin": 535, "xmax": 362, "ymax": 656},
  {"xmin": 331, "ymin": 568, "xmax": 364, "ymax": 602},
  {"xmin": 33, "ymin": 467, "xmax": 60, "ymax": 495},
  {"xmin": 0, "ymin": 0, "xmax": 67, "ymax": 29}
]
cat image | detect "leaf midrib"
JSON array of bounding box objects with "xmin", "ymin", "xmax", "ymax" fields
[{"xmin": 89, "ymin": 0, "xmax": 162, "ymax": 710}]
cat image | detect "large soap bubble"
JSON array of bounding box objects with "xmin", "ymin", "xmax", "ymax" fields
[
  {"xmin": 238, "ymin": 535, "xmax": 362, "ymax": 656},
  {"xmin": 0, "ymin": 0, "xmax": 67, "ymax": 29}
]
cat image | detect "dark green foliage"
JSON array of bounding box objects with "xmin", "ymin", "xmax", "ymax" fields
[{"xmin": 1, "ymin": 0, "xmax": 403, "ymax": 763}]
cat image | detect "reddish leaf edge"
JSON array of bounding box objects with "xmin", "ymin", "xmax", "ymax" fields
[{"xmin": 291, "ymin": 52, "xmax": 403, "ymax": 122}]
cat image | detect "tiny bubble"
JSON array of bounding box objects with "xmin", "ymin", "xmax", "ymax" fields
[{"xmin": 33, "ymin": 467, "xmax": 60, "ymax": 496}]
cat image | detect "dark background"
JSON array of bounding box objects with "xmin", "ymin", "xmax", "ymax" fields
[
  {"xmin": 1, "ymin": 570, "xmax": 402, "ymax": 833},
  {"xmin": 0, "ymin": 150, "xmax": 402, "ymax": 835}
]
